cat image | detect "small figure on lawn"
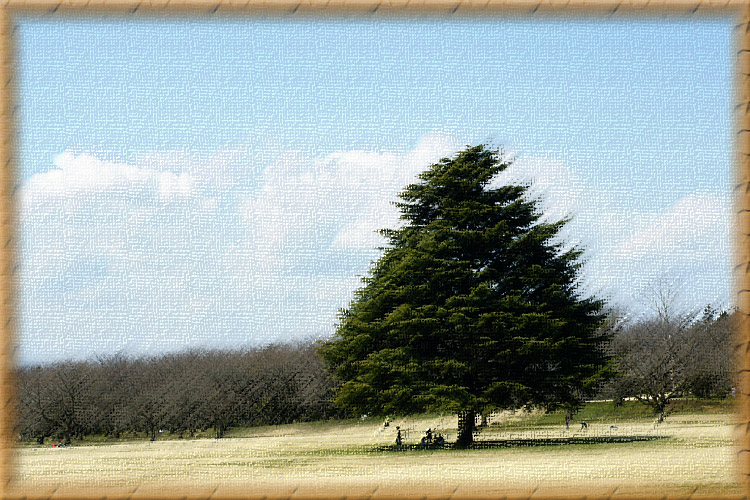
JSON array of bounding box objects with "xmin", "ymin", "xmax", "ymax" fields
[
  {"xmin": 384, "ymin": 416, "xmax": 391, "ymax": 428},
  {"xmin": 395, "ymin": 426, "xmax": 402, "ymax": 446},
  {"xmin": 434, "ymin": 434, "xmax": 445, "ymax": 447},
  {"xmin": 420, "ymin": 428, "xmax": 433, "ymax": 446},
  {"xmin": 564, "ymin": 415, "xmax": 569, "ymax": 430},
  {"xmin": 580, "ymin": 421, "xmax": 588, "ymax": 431}
]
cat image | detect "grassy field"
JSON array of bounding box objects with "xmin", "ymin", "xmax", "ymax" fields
[{"xmin": 11, "ymin": 400, "xmax": 743, "ymax": 498}]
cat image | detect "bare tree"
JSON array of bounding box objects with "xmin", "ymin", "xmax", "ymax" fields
[
  {"xmin": 17, "ymin": 366, "xmax": 55, "ymax": 444},
  {"xmin": 609, "ymin": 305, "xmax": 733, "ymax": 422},
  {"xmin": 684, "ymin": 307, "xmax": 733, "ymax": 398},
  {"xmin": 16, "ymin": 341, "xmax": 337, "ymax": 444}
]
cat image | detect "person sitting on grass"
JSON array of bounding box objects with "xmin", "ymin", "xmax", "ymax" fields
[
  {"xmin": 434, "ymin": 434, "xmax": 445, "ymax": 447},
  {"xmin": 420, "ymin": 428, "xmax": 433, "ymax": 447}
]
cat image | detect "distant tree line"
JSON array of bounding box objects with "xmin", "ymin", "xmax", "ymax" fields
[
  {"xmin": 15, "ymin": 304, "xmax": 735, "ymax": 446},
  {"xmin": 17, "ymin": 342, "xmax": 338, "ymax": 445}
]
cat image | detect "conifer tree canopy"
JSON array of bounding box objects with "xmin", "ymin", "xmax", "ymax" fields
[{"xmin": 319, "ymin": 145, "xmax": 612, "ymax": 446}]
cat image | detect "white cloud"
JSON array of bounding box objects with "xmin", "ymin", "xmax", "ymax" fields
[
  {"xmin": 16, "ymin": 138, "xmax": 733, "ymax": 364},
  {"xmin": 616, "ymin": 194, "xmax": 728, "ymax": 258},
  {"xmin": 491, "ymin": 155, "xmax": 731, "ymax": 313},
  {"xmin": 157, "ymin": 170, "xmax": 193, "ymax": 201},
  {"xmin": 494, "ymin": 155, "xmax": 589, "ymax": 223},
  {"xmin": 226, "ymin": 132, "xmax": 459, "ymax": 266},
  {"xmin": 17, "ymin": 135, "xmax": 461, "ymax": 364},
  {"xmin": 21, "ymin": 152, "xmax": 195, "ymax": 209},
  {"xmin": 329, "ymin": 133, "xmax": 460, "ymax": 249}
]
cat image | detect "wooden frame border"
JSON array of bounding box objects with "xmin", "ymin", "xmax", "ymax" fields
[{"xmin": 0, "ymin": 2, "xmax": 746, "ymax": 499}]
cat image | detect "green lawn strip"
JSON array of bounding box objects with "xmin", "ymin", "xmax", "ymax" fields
[
  {"xmin": 495, "ymin": 399, "xmax": 733, "ymax": 429},
  {"xmin": 251, "ymin": 457, "xmax": 322, "ymax": 469},
  {"xmin": 18, "ymin": 429, "xmax": 222, "ymax": 447},
  {"xmin": 17, "ymin": 400, "xmax": 734, "ymax": 448},
  {"xmin": 223, "ymin": 418, "xmax": 382, "ymax": 439}
]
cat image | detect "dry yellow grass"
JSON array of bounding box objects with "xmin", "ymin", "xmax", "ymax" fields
[{"xmin": 10, "ymin": 412, "xmax": 743, "ymax": 497}]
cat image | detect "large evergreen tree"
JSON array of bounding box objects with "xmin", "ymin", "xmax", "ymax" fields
[{"xmin": 319, "ymin": 145, "xmax": 612, "ymax": 446}]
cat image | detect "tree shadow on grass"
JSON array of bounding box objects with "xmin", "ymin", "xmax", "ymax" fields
[{"xmin": 375, "ymin": 435, "xmax": 668, "ymax": 452}]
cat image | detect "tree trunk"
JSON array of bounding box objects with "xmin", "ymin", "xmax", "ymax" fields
[{"xmin": 456, "ymin": 410, "xmax": 476, "ymax": 448}]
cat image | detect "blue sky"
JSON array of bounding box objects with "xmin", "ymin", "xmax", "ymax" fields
[{"xmin": 15, "ymin": 17, "xmax": 732, "ymax": 365}]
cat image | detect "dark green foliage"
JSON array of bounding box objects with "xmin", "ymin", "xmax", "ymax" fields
[{"xmin": 319, "ymin": 145, "xmax": 612, "ymax": 445}]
